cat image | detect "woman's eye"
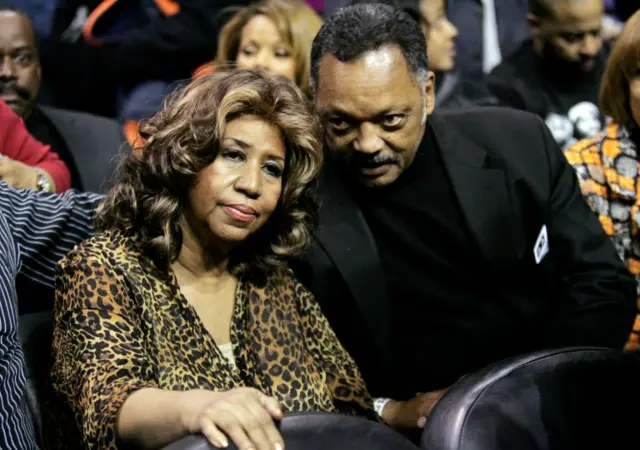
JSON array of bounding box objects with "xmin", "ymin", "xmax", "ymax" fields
[
  {"xmin": 275, "ymin": 49, "xmax": 291, "ymax": 58},
  {"xmin": 240, "ymin": 47, "xmax": 256, "ymax": 56},
  {"xmin": 223, "ymin": 149, "xmax": 245, "ymax": 161},
  {"xmin": 264, "ymin": 164, "xmax": 283, "ymax": 177}
]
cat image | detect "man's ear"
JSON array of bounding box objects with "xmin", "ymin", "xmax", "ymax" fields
[
  {"xmin": 425, "ymin": 71, "xmax": 436, "ymax": 115},
  {"xmin": 528, "ymin": 12, "xmax": 542, "ymax": 37}
]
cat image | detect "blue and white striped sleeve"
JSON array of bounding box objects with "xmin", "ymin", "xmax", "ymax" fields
[{"xmin": 0, "ymin": 182, "xmax": 103, "ymax": 287}]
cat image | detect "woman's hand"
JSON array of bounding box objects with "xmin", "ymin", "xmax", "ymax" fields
[{"xmin": 180, "ymin": 387, "xmax": 285, "ymax": 450}]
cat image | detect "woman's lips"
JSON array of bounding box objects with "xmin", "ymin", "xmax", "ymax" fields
[{"xmin": 224, "ymin": 204, "xmax": 257, "ymax": 223}]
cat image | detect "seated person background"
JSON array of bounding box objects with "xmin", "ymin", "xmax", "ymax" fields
[
  {"xmin": 353, "ymin": 0, "xmax": 495, "ymax": 109},
  {"xmin": 0, "ymin": 98, "xmax": 68, "ymax": 192},
  {"xmin": 39, "ymin": 0, "xmax": 250, "ymax": 119},
  {"xmin": 487, "ymin": 0, "xmax": 608, "ymax": 149},
  {"xmin": 565, "ymin": 9, "xmax": 640, "ymax": 353},
  {"xmin": 123, "ymin": 0, "xmax": 322, "ymax": 148},
  {"xmin": 0, "ymin": 4, "xmax": 125, "ymax": 192},
  {"xmin": 297, "ymin": 2, "xmax": 636, "ymax": 429},
  {"xmin": 215, "ymin": 0, "xmax": 323, "ymax": 97},
  {"xmin": 0, "ymin": 96, "xmax": 101, "ymax": 449},
  {"xmin": 447, "ymin": 0, "xmax": 530, "ymax": 83},
  {"xmin": 47, "ymin": 70, "xmax": 422, "ymax": 450}
]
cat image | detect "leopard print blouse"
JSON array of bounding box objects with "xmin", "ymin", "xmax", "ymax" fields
[{"xmin": 47, "ymin": 230, "xmax": 375, "ymax": 449}]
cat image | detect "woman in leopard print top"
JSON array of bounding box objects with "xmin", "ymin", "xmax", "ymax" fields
[{"xmin": 46, "ymin": 70, "xmax": 377, "ymax": 450}]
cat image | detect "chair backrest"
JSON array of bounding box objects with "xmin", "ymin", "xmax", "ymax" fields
[
  {"xmin": 164, "ymin": 412, "xmax": 419, "ymax": 450},
  {"xmin": 421, "ymin": 347, "xmax": 640, "ymax": 450},
  {"xmin": 39, "ymin": 106, "xmax": 127, "ymax": 193}
]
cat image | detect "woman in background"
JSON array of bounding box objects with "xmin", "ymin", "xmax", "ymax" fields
[
  {"xmin": 564, "ymin": 9, "xmax": 640, "ymax": 353},
  {"xmin": 214, "ymin": 0, "xmax": 322, "ymax": 96},
  {"xmin": 125, "ymin": 0, "xmax": 321, "ymax": 148}
]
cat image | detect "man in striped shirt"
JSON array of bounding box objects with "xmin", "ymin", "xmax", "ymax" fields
[{"xmin": 1, "ymin": 99, "xmax": 101, "ymax": 448}]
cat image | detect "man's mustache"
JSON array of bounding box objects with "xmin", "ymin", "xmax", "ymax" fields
[
  {"xmin": 324, "ymin": 136, "xmax": 399, "ymax": 167},
  {"xmin": 0, "ymin": 83, "xmax": 31, "ymax": 100},
  {"xmin": 346, "ymin": 152, "xmax": 399, "ymax": 168},
  {"xmin": 356, "ymin": 154, "xmax": 398, "ymax": 167}
]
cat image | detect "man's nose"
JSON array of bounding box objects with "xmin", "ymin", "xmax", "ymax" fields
[
  {"xmin": 353, "ymin": 122, "xmax": 384, "ymax": 154},
  {"xmin": 0, "ymin": 56, "xmax": 17, "ymax": 79},
  {"xmin": 580, "ymin": 34, "xmax": 601, "ymax": 58}
]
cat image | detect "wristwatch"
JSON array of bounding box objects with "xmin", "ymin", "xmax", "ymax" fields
[
  {"xmin": 35, "ymin": 169, "xmax": 53, "ymax": 193},
  {"xmin": 373, "ymin": 397, "xmax": 393, "ymax": 417}
]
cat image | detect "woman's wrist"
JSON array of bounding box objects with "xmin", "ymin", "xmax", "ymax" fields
[{"xmin": 178, "ymin": 390, "xmax": 200, "ymax": 433}]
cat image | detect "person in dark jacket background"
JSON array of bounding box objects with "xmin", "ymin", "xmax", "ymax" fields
[
  {"xmin": 487, "ymin": 0, "xmax": 608, "ymax": 149},
  {"xmin": 37, "ymin": 0, "xmax": 251, "ymax": 118}
]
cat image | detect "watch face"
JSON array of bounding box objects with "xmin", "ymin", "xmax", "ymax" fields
[{"xmin": 37, "ymin": 172, "xmax": 52, "ymax": 192}]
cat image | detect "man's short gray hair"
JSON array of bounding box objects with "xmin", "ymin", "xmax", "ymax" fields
[{"xmin": 309, "ymin": 3, "xmax": 429, "ymax": 94}]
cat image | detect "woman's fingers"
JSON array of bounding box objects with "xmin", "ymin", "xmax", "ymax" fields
[
  {"xmin": 225, "ymin": 402, "xmax": 273, "ymax": 450},
  {"xmin": 259, "ymin": 394, "xmax": 283, "ymax": 420},
  {"xmin": 199, "ymin": 418, "xmax": 229, "ymax": 448},
  {"xmin": 245, "ymin": 394, "xmax": 284, "ymax": 449},
  {"xmin": 211, "ymin": 408, "xmax": 256, "ymax": 450},
  {"xmin": 211, "ymin": 395, "xmax": 283, "ymax": 450},
  {"xmin": 194, "ymin": 389, "xmax": 284, "ymax": 450}
]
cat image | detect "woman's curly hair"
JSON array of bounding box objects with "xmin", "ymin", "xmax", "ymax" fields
[{"xmin": 97, "ymin": 69, "xmax": 323, "ymax": 275}]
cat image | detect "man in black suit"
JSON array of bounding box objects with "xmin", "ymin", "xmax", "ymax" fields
[
  {"xmin": 0, "ymin": 4, "xmax": 124, "ymax": 193},
  {"xmin": 297, "ymin": 3, "xmax": 636, "ymax": 430}
]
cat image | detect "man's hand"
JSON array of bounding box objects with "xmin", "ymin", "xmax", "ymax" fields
[
  {"xmin": 381, "ymin": 388, "xmax": 448, "ymax": 428},
  {"xmin": 0, "ymin": 156, "xmax": 38, "ymax": 190}
]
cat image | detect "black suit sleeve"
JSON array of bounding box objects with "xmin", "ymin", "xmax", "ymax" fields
[{"xmin": 538, "ymin": 117, "xmax": 636, "ymax": 348}]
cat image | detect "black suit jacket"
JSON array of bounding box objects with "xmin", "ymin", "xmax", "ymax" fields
[
  {"xmin": 295, "ymin": 107, "xmax": 636, "ymax": 398},
  {"xmin": 39, "ymin": 106, "xmax": 126, "ymax": 193}
]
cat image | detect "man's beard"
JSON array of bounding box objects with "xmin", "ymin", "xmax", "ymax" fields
[{"xmin": 540, "ymin": 39, "xmax": 599, "ymax": 78}]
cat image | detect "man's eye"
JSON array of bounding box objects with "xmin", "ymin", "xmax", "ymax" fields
[
  {"xmin": 14, "ymin": 54, "xmax": 32, "ymax": 64},
  {"xmin": 382, "ymin": 115, "xmax": 404, "ymax": 128},
  {"xmin": 328, "ymin": 119, "xmax": 350, "ymax": 131},
  {"xmin": 559, "ymin": 32, "xmax": 583, "ymax": 43}
]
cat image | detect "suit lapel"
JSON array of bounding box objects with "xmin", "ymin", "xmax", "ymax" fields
[
  {"xmin": 314, "ymin": 166, "xmax": 391, "ymax": 360},
  {"xmin": 430, "ymin": 114, "xmax": 521, "ymax": 269}
]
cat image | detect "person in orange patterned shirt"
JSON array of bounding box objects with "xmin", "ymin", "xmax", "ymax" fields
[{"xmin": 565, "ymin": 9, "xmax": 640, "ymax": 352}]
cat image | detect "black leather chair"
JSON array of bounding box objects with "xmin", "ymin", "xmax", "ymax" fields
[
  {"xmin": 163, "ymin": 412, "xmax": 419, "ymax": 450},
  {"xmin": 421, "ymin": 347, "xmax": 640, "ymax": 450}
]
